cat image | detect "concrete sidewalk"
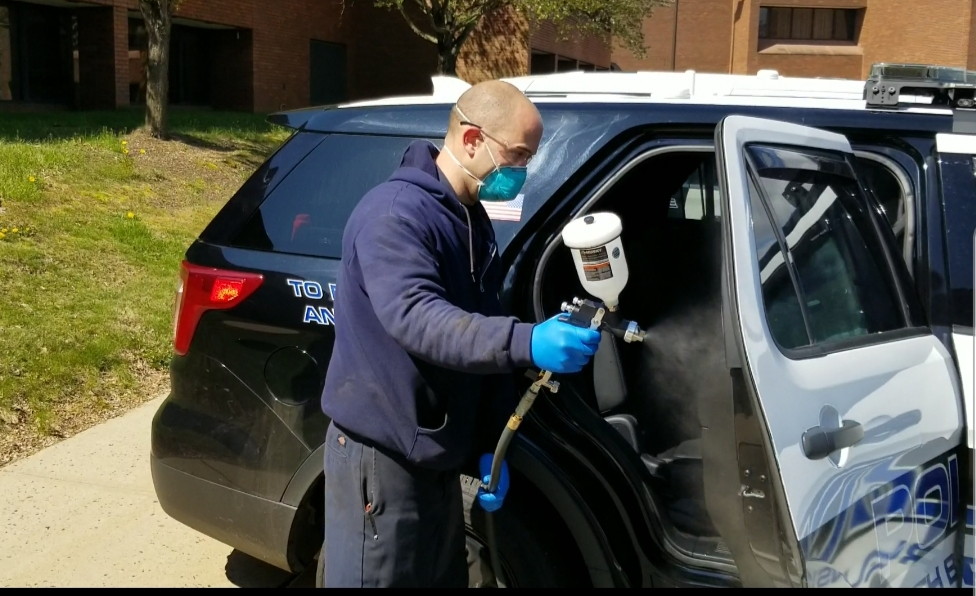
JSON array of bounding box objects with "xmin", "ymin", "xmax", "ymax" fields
[{"xmin": 0, "ymin": 394, "xmax": 299, "ymax": 588}]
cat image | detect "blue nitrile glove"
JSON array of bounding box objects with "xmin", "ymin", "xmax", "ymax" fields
[
  {"xmin": 530, "ymin": 314, "xmax": 602, "ymax": 373},
  {"xmin": 476, "ymin": 453, "xmax": 510, "ymax": 513}
]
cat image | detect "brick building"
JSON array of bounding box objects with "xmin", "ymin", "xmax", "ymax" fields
[
  {"xmin": 615, "ymin": 0, "xmax": 976, "ymax": 80},
  {"xmin": 0, "ymin": 0, "xmax": 972, "ymax": 113},
  {"xmin": 0, "ymin": 0, "xmax": 613, "ymax": 112}
]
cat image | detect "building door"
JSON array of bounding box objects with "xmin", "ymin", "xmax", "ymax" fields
[
  {"xmin": 169, "ymin": 24, "xmax": 210, "ymax": 106},
  {"xmin": 0, "ymin": 2, "xmax": 72, "ymax": 104},
  {"xmin": 310, "ymin": 39, "xmax": 346, "ymax": 106}
]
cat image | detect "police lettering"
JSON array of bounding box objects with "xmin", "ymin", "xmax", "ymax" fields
[
  {"xmin": 286, "ymin": 278, "xmax": 338, "ymax": 325},
  {"xmin": 304, "ymin": 305, "xmax": 336, "ymax": 326}
]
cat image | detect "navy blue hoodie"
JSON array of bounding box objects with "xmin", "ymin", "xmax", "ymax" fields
[{"xmin": 320, "ymin": 140, "xmax": 535, "ymax": 471}]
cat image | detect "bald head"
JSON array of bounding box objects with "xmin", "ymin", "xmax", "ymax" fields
[
  {"xmin": 438, "ymin": 79, "xmax": 544, "ymax": 205},
  {"xmin": 451, "ymin": 80, "xmax": 538, "ymax": 134}
]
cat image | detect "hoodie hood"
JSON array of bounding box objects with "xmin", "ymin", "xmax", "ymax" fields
[
  {"xmin": 388, "ymin": 140, "xmax": 497, "ymax": 285},
  {"xmin": 389, "ymin": 140, "xmax": 468, "ymax": 222}
]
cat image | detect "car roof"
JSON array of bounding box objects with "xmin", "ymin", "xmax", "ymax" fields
[
  {"xmin": 337, "ymin": 68, "xmax": 956, "ymax": 116},
  {"xmin": 269, "ymin": 64, "xmax": 971, "ymax": 137}
]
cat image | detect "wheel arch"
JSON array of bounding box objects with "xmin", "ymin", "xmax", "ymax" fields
[
  {"xmin": 282, "ymin": 437, "xmax": 621, "ymax": 586},
  {"xmin": 281, "ymin": 444, "xmax": 326, "ymax": 572},
  {"xmin": 505, "ymin": 439, "xmax": 621, "ymax": 587}
]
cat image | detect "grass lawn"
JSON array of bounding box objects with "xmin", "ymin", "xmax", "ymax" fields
[{"xmin": 0, "ymin": 106, "xmax": 291, "ymax": 465}]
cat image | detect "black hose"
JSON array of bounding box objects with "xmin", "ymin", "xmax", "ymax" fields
[{"xmin": 484, "ymin": 373, "xmax": 551, "ymax": 588}]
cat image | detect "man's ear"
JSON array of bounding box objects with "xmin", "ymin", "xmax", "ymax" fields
[{"xmin": 460, "ymin": 126, "xmax": 483, "ymax": 157}]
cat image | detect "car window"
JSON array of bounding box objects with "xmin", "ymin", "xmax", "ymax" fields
[
  {"xmin": 854, "ymin": 155, "xmax": 912, "ymax": 268},
  {"xmin": 668, "ymin": 159, "xmax": 721, "ymax": 220},
  {"xmin": 939, "ymin": 152, "xmax": 976, "ymax": 328},
  {"xmin": 492, "ymin": 108, "xmax": 660, "ymax": 251},
  {"xmin": 230, "ymin": 134, "xmax": 435, "ymax": 258},
  {"xmin": 745, "ymin": 144, "xmax": 906, "ymax": 352}
]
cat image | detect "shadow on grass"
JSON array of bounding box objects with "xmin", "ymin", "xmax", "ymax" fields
[
  {"xmin": 167, "ymin": 130, "xmax": 276, "ymax": 154},
  {"xmin": 0, "ymin": 105, "xmax": 288, "ymax": 171},
  {"xmin": 0, "ymin": 105, "xmax": 283, "ymax": 145},
  {"xmin": 162, "ymin": 132, "xmax": 285, "ymax": 171},
  {"xmin": 0, "ymin": 108, "xmax": 143, "ymax": 142}
]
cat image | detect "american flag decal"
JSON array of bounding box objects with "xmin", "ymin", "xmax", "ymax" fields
[{"xmin": 482, "ymin": 195, "xmax": 524, "ymax": 222}]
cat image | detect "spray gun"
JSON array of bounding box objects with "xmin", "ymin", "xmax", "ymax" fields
[
  {"xmin": 482, "ymin": 212, "xmax": 646, "ymax": 587},
  {"xmin": 560, "ymin": 211, "xmax": 646, "ymax": 339}
]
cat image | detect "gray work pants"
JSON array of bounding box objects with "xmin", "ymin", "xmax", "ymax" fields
[{"xmin": 318, "ymin": 420, "xmax": 467, "ymax": 588}]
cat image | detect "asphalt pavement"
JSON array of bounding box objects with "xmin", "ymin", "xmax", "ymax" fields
[{"xmin": 0, "ymin": 393, "xmax": 314, "ymax": 588}]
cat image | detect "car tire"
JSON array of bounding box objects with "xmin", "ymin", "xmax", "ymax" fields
[{"xmin": 460, "ymin": 473, "xmax": 589, "ymax": 588}]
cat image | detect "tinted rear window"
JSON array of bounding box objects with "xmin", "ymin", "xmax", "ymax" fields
[
  {"xmin": 231, "ymin": 134, "xmax": 433, "ymax": 258},
  {"xmin": 941, "ymin": 153, "xmax": 976, "ymax": 328}
]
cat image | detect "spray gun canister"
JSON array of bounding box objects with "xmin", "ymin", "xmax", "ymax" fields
[{"xmin": 560, "ymin": 212, "xmax": 629, "ymax": 310}]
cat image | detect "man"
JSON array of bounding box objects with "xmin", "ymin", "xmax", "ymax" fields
[{"xmin": 318, "ymin": 79, "xmax": 601, "ymax": 588}]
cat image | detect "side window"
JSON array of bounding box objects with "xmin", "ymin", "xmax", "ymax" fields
[
  {"xmin": 854, "ymin": 154, "xmax": 914, "ymax": 272},
  {"xmin": 231, "ymin": 135, "xmax": 435, "ymax": 258},
  {"xmin": 745, "ymin": 144, "xmax": 906, "ymax": 351},
  {"xmin": 668, "ymin": 159, "xmax": 721, "ymax": 220}
]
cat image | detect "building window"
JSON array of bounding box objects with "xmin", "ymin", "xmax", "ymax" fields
[
  {"xmin": 530, "ymin": 49, "xmax": 608, "ymax": 74},
  {"xmin": 759, "ymin": 7, "xmax": 857, "ymax": 41}
]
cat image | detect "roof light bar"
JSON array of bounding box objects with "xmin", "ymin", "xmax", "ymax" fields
[{"xmin": 865, "ymin": 62, "xmax": 976, "ymax": 109}]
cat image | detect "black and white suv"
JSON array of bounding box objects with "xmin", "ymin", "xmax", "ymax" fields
[{"xmin": 150, "ymin": 63, "xmax": 975, "ymax": 588}]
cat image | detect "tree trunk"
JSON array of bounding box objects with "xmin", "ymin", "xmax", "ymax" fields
[
  {"xmin": 140, "ymin": 1, "xmax": 173, "ymax": 140},
  {"xmin": 437, "ymin": 43, "xmax": 459, "ymax": 76}
]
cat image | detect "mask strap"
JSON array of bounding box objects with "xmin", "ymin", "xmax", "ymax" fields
[
  {"xmin": 482, "ymin": 139, "xmax": 501, "ymax": 169},
  {"xmin": 443, "ymin": 146, "xmax": 483, "ymax": 188}
]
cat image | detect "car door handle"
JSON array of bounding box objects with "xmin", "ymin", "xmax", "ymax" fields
[{"xmin": 801, "ymin": 420, "xmax": 864, "ymax": 460}]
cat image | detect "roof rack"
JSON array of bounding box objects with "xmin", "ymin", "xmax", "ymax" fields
[
  {"xmin": 864, "ymin": 63, "xmax": 976, "ymax": 133},
  {"xmin": 864, "ymin": 63, "xmax": 976, "ymax": 109}
]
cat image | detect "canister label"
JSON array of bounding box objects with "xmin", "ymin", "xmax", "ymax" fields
[{"xmin": 578, "ymin": 246, "xmax": 613, "ymax": 281}]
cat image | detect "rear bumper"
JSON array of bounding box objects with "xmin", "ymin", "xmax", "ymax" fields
[{"xmin": 150, "ymin": 452, "xmax": 298, "ymax": 572}]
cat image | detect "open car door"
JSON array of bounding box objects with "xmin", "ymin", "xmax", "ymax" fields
[{"xmin": 710, "ymin": 115, "xmax": 966, "ymax": 587}]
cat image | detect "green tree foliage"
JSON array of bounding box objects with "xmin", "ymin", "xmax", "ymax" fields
[
  {"xmin": 138, "ymin": 0, "xmax": 183, "ymax": 139},
  {"xmin": 367, "ymin": 0, "xmax": 672, "ymax": 76},
  {"xmin": 521, "ymin": 0, "xmax": 671, "ymax": 60}
]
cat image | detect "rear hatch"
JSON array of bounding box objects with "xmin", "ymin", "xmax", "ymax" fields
[{"xmin": 157, "ymin": 125, "xmax": 441, "ymax": 498}]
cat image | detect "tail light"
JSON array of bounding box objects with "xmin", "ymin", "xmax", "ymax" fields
[{"xmin": 172, "ymin": 260, "xmax": 264, "ymax": 356}]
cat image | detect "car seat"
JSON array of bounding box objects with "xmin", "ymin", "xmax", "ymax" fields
[{"xmin": 597, "ymin": 215, "xmax": 723, "ymax": 537}]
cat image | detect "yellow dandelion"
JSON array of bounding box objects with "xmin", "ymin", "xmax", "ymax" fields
[
  {"xmin": 139, "ymin": 149, "xmax": 146, "ymax": 155},
  {"xmin": 11, "ymin": 227, "xmax": 18, "ymax": 234},
  {"xmin": 0, "ymin": 228, "xmax": 6, "ymax": 233},
  {"xmin": 126, "ymin": 212, "xmax": 135, "ymax": 219},
  {"xmin": 0, "ymin": 232, "xmax": 5, "ymax": 240},
  {"xmin": 121, "ymin": 140, "xmax": 128, "ymax": 145},
  {"xmin": 122, "ymin": 148, "xmax": 130, "ymax": 155},
  {"xmin": 27, "ymin": 175, "xmax": 36, "ymax": 183}
]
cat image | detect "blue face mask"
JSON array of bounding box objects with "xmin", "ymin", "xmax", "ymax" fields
[{"xmin": 477, "ymin": 142, "xmax": 527, "ymax": 202}]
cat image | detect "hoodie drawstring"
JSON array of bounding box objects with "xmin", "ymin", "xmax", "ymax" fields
[{"xmin": 463, "ymin": 205, "xmax": 476, "ymax": 286}]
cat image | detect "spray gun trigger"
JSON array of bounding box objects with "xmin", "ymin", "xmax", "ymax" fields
[{"xmin": 561, "ymin": 297, "xmax": 606, "ymax": 330}]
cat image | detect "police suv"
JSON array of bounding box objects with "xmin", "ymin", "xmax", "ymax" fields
[{"xmin": 150, "ymin": 63, "xmax": 975, "ymax": 588}]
